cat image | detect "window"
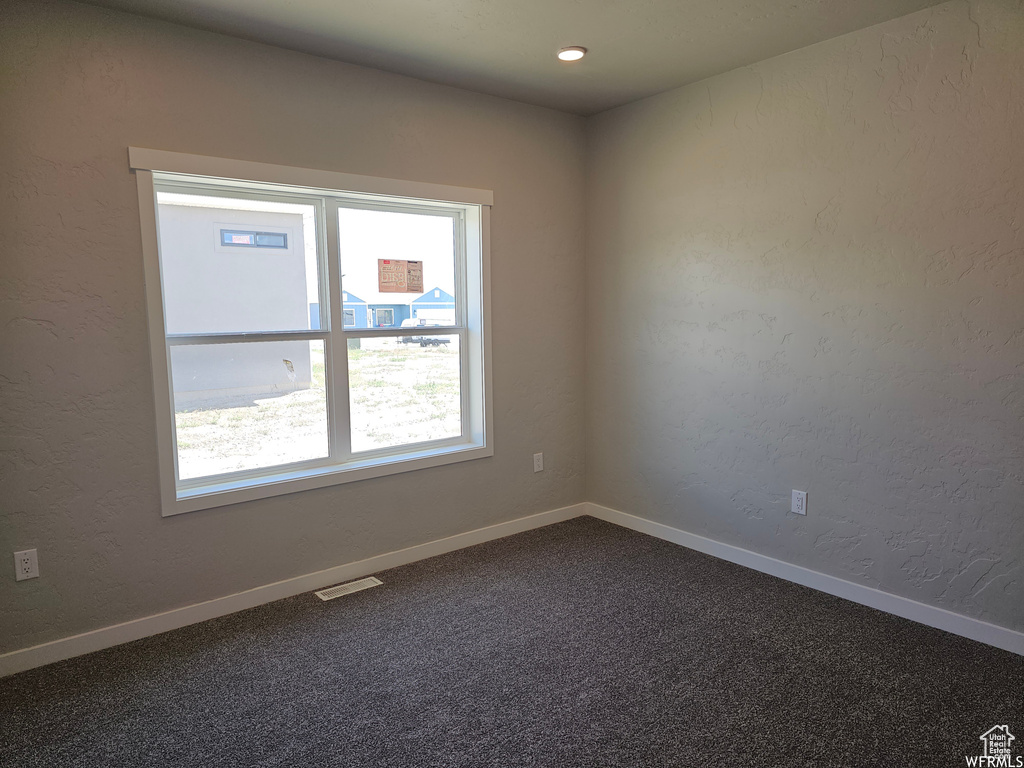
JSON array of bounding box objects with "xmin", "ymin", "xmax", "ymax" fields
[
  {"xmin": 220, "ymin": 229, "xmax": 288, "ymax": 248},
  {"xmin": 131, "ymin": 148, "xmax": 492, "ymax": 516}
]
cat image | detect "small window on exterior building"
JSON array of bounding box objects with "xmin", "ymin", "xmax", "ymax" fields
[
  {"xmin": 343, "ymin": 309, "xmax": 355, "ymax": 326},
  {"xmin": 220, "ymin": 229, "xmax": 288, "ymax": 249},
  {"xmin": 375, "ymin": 308, "xmax": 394, "ymax": 327}
]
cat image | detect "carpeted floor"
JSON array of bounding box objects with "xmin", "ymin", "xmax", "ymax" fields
[{"xmin": 1, "ymin": 516, "xmax": 1022, "ymax": 767}]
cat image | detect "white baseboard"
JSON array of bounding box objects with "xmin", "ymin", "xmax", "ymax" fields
[
  {"xmin": 0, "ymin": 502, "xmax": 586, "ymax": 678},
  {"xmin": 585, "ymin": 502, "xmax": 1024, "ymax": 657},
  {"xmin": 5, "ymin": 499, "xmax": 1019, "ymax": 677}
]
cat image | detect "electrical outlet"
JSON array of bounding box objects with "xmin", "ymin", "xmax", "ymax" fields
[
  {"xmin": 791, "ymin": 490, "xmax": 807, "ymax": 516},
  {"xmin": 533, "ymin": 452, "xmax": 544, "ymax": 472},
  {"xmin": 14, "ymin": 549, "xmax": 39, "ymax": 581}
]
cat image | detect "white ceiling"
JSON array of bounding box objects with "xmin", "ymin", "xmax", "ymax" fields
[{"xmin": 87, "ymin": 0, "xmax": 948, "ymax": 115}]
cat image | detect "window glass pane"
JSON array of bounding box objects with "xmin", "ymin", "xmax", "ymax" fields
[
  {"xmin": 347, "ymin": 335, "xmax": 461, "ymax": 453},
  {"xmin": 254, "ymin": 232, "xmax": 287, "ymax": 248},
  {"xmin": 221, "ymin": 230, "xmax": 255, "ymax": 246},
  {"xmin": 338, "ymin": 207, "xmax": 456, "ymax": 329},
  {"xmin": 157, "ymin": 191, "xmax": 321, "ymax": 334},
  {"xmin": 171, "ymin": 340, "xmax": 328, "ymax": 479}
]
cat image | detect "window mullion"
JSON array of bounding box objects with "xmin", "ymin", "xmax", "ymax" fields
[
  {"xmin": 459, "ymin": 327, "xmax": 470, "ymax": 440},
  {"xmin": 452, "ymin": 211, "xmax": 470, "ymax": 440},
  {"xmin": 455, "ymin": 210, "xmax": 467, "ymax": 328},
  {"xmin": 455, "ymin": 211, "xmax": 470, "ymax": 440},
  {"xmin": 324, "ymin": 198, "xmax": 353, "ymax": 461},
  {"xmin": 166, "ymin": 331, "xmax": 327, "ymax": 346}
]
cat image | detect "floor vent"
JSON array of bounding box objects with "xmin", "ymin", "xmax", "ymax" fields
[{"xmin": 315, "ymin": 576, "xmax": 383, "ymax": 601}]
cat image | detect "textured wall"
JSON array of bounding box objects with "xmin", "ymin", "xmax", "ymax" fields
[
  {"xmin": 0, "ymin": 0, "xmax": 586, "ymax": 653},
  {"xmin": 586, "ymin": 0, "xmax": 1023, "ymax": 630}
]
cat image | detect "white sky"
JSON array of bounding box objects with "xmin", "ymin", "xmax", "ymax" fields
[{"xmin": 338, "ymin": 208, "xmax": 455, "ymax": 305}]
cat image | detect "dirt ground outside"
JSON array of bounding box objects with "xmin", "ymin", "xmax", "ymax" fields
[{"xmin": 174, "ymin": 337, "xmax": 461, "ymax": 480}]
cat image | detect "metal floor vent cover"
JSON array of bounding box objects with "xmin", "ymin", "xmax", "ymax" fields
[{"xmin": 315, "ymin": 576, "xmax": 383, "ymax": 601}]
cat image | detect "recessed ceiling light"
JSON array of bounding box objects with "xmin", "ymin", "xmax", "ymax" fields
[{"xmin": 557, "ymin": 46, "xmax": 587, "ymax": 62}]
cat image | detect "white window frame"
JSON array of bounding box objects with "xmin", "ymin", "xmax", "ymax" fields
[
  {"xmin": 373, "ymin": 307, "xmax": 395, "ymax": 327},
  {"xmin": 131, "ymin": 148, "xmax": 493, "ymax": 517}
]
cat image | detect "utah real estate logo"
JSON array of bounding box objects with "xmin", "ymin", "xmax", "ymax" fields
[{"xmin": 966, "ymin": 726, "xmax": 1021, "ymax": 767}]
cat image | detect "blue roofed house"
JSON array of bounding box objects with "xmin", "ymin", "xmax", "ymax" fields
[
  {"xmin": 367, "ymin": 301, "xmax": 412, "ymax": 328},
  {"xmin": 342, "ymin": 291, "xmax": 370, "ymax": 329},
  {"xmin": 369, "ymin": 286, "xmax": 455, "ymax": 327},
  {"xmin": 312, "ymin": 286, "xmax": 455, "ymax": 329},
  {"xmin": 410, "ymin": 287, "xmax": 456, "ymax": 323},
  {"xmin": 310, "ymin": 291, "xmax": 372, "ymax": 329}
]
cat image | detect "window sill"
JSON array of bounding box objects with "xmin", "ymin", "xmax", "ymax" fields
[{"xmin": 165, "ymin": 441, "xmax": 493, "ymax": 517}]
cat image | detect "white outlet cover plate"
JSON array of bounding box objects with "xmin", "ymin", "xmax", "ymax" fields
[
  {"xmin": 14, "ymin": 549, "xmax": 39, "ymax": 581},
  {"xmin": 792, "ymin": 490, "xmax": 807, "ymax": 516},
  {"xmin": 533, "ymin": 453, "xmax": 543, "ymax": 472}
]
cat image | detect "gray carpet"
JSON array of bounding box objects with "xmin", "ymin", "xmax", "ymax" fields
[{"xmin": 1, "ymin": 516, "xmax": 1021, "ymax": 767}]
